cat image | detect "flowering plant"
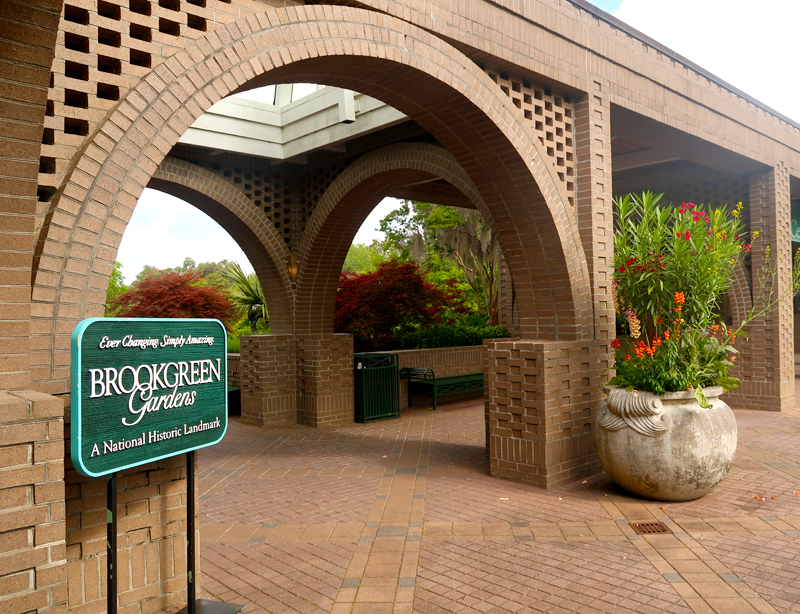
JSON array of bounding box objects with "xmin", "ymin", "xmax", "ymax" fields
[{"xmin": 608, "ymin": 192, "xmax": 799, "ymax": 407}]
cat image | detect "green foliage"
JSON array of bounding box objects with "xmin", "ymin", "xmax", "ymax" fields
[
  {"xmin": 335, "ymin": 259, "xmax": 470, "ymax": 352},
  {"xmin": 227, "ymin": 335, "xmax": 240, "ymax": 353},
  {"xmin": 220, "ymin": 262, "xmax": 268, "ymax": 334},
  {"xmin": 613, "ymin": 193, "xmax": 746, "ymax": 334},
  {"xmin": 398, "ymin": 323, "xmax": 509, "ymax": 350},
  {"xmin": 109, "ymin": 270, "xmax": 237, "ymax": 330},
  {"xmin": 132, "ymin": 258, "xmax": 233, "ymax": 290},
  {"xmin": 342, "ymin": 242, "xmax": 398, "ymax": 274},
  {"xmin": 105, "ymin": 261, "xmax": 129, "ymax": 314},
  {"xmin": 378, "ymin": 201, "xmax": 499, "ymax": 324},
  {"xmin": 608, "ymin": 192, "xmax": 800, "ymax": 403}
]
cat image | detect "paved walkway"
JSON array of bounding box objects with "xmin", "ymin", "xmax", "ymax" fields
[{"xmin": 194, "ymin": 396, "xmax": 800, "ymax": 614}]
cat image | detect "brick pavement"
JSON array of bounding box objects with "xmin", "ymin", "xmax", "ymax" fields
[{"xmin": 191, "ymin": 397, "xmax": 800, "ymax": 613}]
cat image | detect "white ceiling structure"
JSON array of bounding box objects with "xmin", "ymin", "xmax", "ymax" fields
[{"xmin": 178, "ymin": 84, "xmax": 408, "ymax": 163}]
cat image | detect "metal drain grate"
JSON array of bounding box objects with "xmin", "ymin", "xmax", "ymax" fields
[{"xmin": 630, "ymin": 522, "xmax": 673, "ymax": 535}]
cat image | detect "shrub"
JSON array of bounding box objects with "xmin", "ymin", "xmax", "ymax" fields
[{"xmin": 397, "ymin": 323, "xmax": 509, "ymax": 349}]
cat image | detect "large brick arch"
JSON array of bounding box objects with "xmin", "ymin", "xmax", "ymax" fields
[
  {"xmin": 149, "ymin": 157, "xmax": 292, "ymax": 333},
  {"xmin": 31, "ymin": 5, "xmax": 592, "ymax": 392},
  {"xmin": 295, "ymin": 143, "xmax": 489, "ymax": 334}
]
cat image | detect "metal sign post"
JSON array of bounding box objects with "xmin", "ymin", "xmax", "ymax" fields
[
  {"xmin": 107, "ymin": 473, "xmax": 117, "ymax": 614},
  {"xmin": 71, "ymin": 318, "xmax": 241, "ymax": 613}
]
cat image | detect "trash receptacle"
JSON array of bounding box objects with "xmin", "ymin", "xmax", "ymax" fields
[{"xmin": 354, "ymin": 353, "xmax": 400, "ymax": 422}]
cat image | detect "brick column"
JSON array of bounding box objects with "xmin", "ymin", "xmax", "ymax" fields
[
  {"xmin": 0, "ymin": 390, "xmax": 67, "ymax": 614},
  {"xmin": 0, "ymin": 1, "xmax": 61, "ymax": 390},
  {"xmin": 497, "ymin": 252, "xmax": 518, "ymax": 336},
  {"xmin": 574, "ymin": 81, "xmax": 615, "ymax": 342},
  {"xmin": 484, "ymin": 339, "xmax": 611, "ymax": 488},
  {"xmin": 63, "ymin": 392, "xmax": 191, "ymax": 613},
  {"xmin": 727, "ymin": 165, "xmax": 794, "ymax": 411},
  {"xmin": 297, "ymin": 334, "xmax": 354, "ymax": 428},
  {"xmin": 240, "ymin": 335, "xmax": 298, "ymax": 427}
]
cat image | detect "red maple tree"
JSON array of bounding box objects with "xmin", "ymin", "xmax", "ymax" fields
[
  {"xmin": 109, "ymin": 270, "xmax": 237, "ymax": 330},
  {"xmin": 335, "ymin": 259, "xmax": 468, "ymax": 351}
]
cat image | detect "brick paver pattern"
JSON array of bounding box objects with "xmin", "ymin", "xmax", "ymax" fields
[{"xmin": 193, "ymin": 397, "xmax": 800, "ymax": 614}]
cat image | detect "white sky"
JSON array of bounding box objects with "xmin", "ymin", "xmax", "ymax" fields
[{"xmin": 117, "ymin": 0, "xmax": 800, "ymax": 283}]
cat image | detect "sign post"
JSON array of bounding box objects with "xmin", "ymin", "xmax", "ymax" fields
[{"xmin": 71, "ymin": 318, "xmax": 242, "ymax": 614}]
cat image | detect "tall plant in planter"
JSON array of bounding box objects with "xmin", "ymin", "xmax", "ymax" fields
[{"xmin": 596, "ymin": 192, "xmax": 800, "ymax": 501}]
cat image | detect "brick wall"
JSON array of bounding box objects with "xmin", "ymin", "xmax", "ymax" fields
[
  {"xmin": 62, "ymin": 396, "xmax": 192, "ymax": 614},
  {"xmin": 484, "ymin": 339, "xmax": 611, "ymax": 488},
  {"xmin": 227, "ymin": 353, "xmax": 240, "ymax": 388},
  {"xmin": 0, "ymin": 0, "xmax": 62, "ymax": 391},
  {"xmin": 366, "ymin": 345, "xmax": 485, "ymax": 408},
  {"xmin": 240, "ymin": 335, "xmax": 297, "ymax": 428},
  {"xmin": 0, "ymin": 389, "xmax": 67, "ymax": 614},
  {"xmin": 298, "ymin": 334, "xmax": 354, "ymax": 428},
  {"xmin": 726, "ymin": 165, "xmax": 795, "ymax": 411}
]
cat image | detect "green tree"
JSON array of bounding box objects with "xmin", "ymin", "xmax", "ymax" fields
[
  {"xmin": 343, "ymin": 241, "xmax": 399, "ymax": 274},
  {"xmin": 109, "ymin": 270, "xmax": 237, "ymax": 329},
  {"xmin": 220, "ymin": 262, "xmax": 268, "ymax": 334},
  {"xmin": 105, "ymin": 261, "xmax": 129, "ymax": 314},
  {"xmin": 379, "ymin": 201, "xmax": 500, "ymax": 324}
]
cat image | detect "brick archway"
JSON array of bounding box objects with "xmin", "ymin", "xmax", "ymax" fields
[
  {"xmin": 149, "ymin": 157, "xmax": 293, "ymax": 333},
  {"xmin": 728, "ymin": 264, "xmax": 754, "ymax": 322},
  {"xmin": 31, "ymin": 5, "xmax": 592, "ymax": 392},
  {"xmin": 295, "ymin": 143, "xmax": 489, "ymax": 335}
]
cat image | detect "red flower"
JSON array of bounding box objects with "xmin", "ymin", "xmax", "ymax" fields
[
  {"xmin": 684, "ymin": 231, "xmax": 691, "ymax": 240},
  {"xmin": 611, "ymin": 339, "xmax": 620, "ymax": 349},
  {"xmin": 619, "ymin": 265, "xmax": 625, "ymax": 272},
  {"xmin": 626, "ymin": 258, "xmax": 636, "ymax": 266}
]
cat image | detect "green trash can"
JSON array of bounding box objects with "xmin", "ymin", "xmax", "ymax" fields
[{"xmin": 354, "ymin": 353, "xmax": 401, "ymax": 422}]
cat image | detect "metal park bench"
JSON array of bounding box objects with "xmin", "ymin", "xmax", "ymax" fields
[{"xmin": 399, "ymin": 367, "xmax": 484, "ymax": 411}]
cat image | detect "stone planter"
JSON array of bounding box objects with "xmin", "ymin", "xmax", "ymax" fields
[{"xmin": 594, "ymin": 386, "xmax": 737, "ymax": 501}]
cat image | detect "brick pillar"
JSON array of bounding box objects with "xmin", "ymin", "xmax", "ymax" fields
[
  {"xmin": 0, "ymin": 390, "xmax": 67, "ymax": 614},
  {"xmin": 497, "ymin": 252, "xmax": 518, "ymax": 336},
  {"xmin": 484, "ymin": 339, "xmax": 611, "ymax": 487},
  {"xmin": 63, "ymin": 392, "xmax": 191, "ymax": 613},
  {"xmin": 0, "ymin": 1, "xmax": 62, "ymax": 390},
  {"xmin": 574, "ymin": 81, "xmax": 615, "ymax": 342},
  {"xmin": 297, "ymin": 333, "xmax": 354, "ymax": 428},
  {"xmin": 727, "ymin": 165, "xmax": 794, "ymax": 411},
  {"xmin": 240, "ymin": 334, "xmax": 298, "ymax": 427}
]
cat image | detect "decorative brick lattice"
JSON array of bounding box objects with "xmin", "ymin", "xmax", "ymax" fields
[
  {"xmin": 39, "ymin": 0, "xmax": 263, "ymax": 213},
  {"xmin": 486, "ymin": 69, "xmax": 576, "ymax": 206}
]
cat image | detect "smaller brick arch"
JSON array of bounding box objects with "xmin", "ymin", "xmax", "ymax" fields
[
  {"xmin": 149, "ymin": 157, "xmax": 293, "ymax": 333},
  {"xmin": 728, "ymin": 264, "xmax": 753, "ymax": 323},
  {"xmin": 295, "ymin": 143, "xmax": 489, "ymax": 334}
]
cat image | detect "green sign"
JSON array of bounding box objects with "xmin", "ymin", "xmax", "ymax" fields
[
  {"xmin": 71, "ymin": 318, "xmax": 228, "ymax": 477},
  {"xmin": 793, "ymin": 200, "xmax": 800, "ymax": 242}
]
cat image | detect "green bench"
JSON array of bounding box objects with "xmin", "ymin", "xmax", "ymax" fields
[{"xmin": 399, "ymin": 368, "xmax": 484, "ymax": 411}]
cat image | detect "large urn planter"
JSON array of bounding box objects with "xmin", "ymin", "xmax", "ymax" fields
[{"xmin": 594, "ymin": 386, "xmax": 737, "ymax": 502}]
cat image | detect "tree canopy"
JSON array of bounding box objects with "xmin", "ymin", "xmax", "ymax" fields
[
  {"xmin": 379, "ymin": 201, "xmax": 500, "ymax": 324},
  {"xmin": 334, "ymin": 259, "xmax": 469, "ymax": 352},
  {"xmin": 109, "ymin": 269, "xmax": 237, "ymax": 330}
]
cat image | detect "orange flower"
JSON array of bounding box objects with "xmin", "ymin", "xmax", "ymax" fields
[
  {"xmin": 674, "ymin": 291, "xmax": 686, "ymax": 306},
  {"xmin": 663, "ymin": 331, "xmax": 670, "ymax": 340}
]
